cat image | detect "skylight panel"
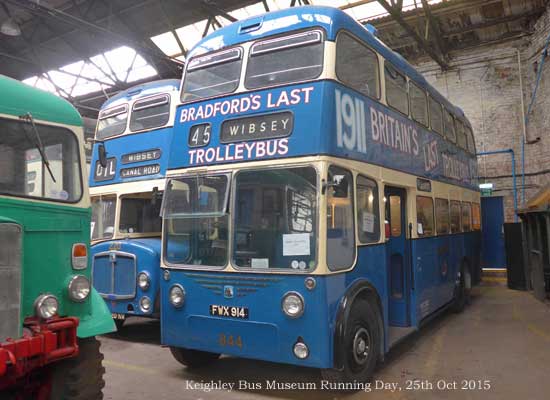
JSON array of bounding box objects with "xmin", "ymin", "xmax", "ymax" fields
[{"xmin": 151, "ymin": 31, "xmax": 182, "ymax": 56}]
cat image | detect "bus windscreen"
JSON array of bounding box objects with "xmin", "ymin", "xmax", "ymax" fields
[{"xmin": 181, "ymin": 48, "xmax": 242, "ymax": 103}]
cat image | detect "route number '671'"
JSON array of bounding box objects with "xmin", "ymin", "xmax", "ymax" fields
[{"xmin": 189, "ymin": 123, "xmax": 211, "ymax": 147}]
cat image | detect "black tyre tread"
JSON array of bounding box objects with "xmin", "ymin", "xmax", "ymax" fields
[
  {"xmin": 321, "ymin": 299, "xmax": 381, "ymax": 389},
  {"xmin": 49, "ymin": 337, "xmax": 106, "ymax": 400},
  {"xmin": 169, "ymin": 347, "xmax": 220, "ymax": 369},
  {"xmin": 114, "ymin": 319, "xmax": 125, "ymax": 331},
  {"xmin": 452, "ymin": 263, "xmax": 470, "ymax": 313}
]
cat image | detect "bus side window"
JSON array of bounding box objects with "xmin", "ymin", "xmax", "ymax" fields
[
  {"xmin": 435, "ymin": 198, "xmax": 450, "ymax": 235},
  {"xmin": 428, "ymin": 96, "xmax": 443, "ymax": 135},
  {"xmin": 356, "ymin": 175, "xmax": 380, "ymax": 243},
  {"xmin": 410, "ymin": 82, "xmax": 428, "ymax": 127},
  {"xmin": 461, "ymin": 202, "xmax": 472, "ymax": 232},
  {"xmin": 416, "ymin": 196, "xmax": 434, "ymax": 236},
  {"xmin": 326, "ymin": 166, "xmax": 355, "ymax": 270},
  {"xmin": 465, "ymin": 126, "xmax": 476, "ymax": 154},
  {"xmin": 444, "ymin": 109, "xmax": 456, "ymax": 143},
  {"xmin": 385, "ymin": 62, "xmax": 408, "ymax": 115},
  {"xmin": 450, "ymin": 200, "xmax": 461, "ymax": 233},
  {"xmin": 456, "ymin": 120, "xmax": 468, "ymax": 150},
  {"xmin": 472, "ymin": 203, "xmax": 481, "ymax": 230},
  {"xmin": 336, "ymin": 32, "xmax": 380, "ymax": 99}
]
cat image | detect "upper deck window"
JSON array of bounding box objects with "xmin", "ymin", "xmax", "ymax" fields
[
  {"xmin": 428, "ymin": 96, "xmax": 443, "ymax": 135},
  {"xmin": 385, "ymin": 62, "xmax": 408, "ymax": 115},
  {"xmin": 97, "ymin": 104, "xmax": 128, "ymax": 139},
  {"xmin": 245, "ymin": 30, "xmax": 324, "ymax": 89},
  {"xmin": 129, "ymin": 94, "xmax": 171, "ymax": 132},
  {"xmin": 181, "ymin": 48, "xmax": 243, "ymax": 103},
  {"xmin": 456, "ymin": 119, "xmax": 468, "ymax": 150},
  {"xmin": 410, "ymin": 82, "xmax": 428, "ymax": 127},
  {"xmin": 465, "ymin": 125, "xmax": 476, "ymax": 154},
  {"xmin": 444, "ymin": 109, "xmax": 456, "ymax": 143},
  {"xmin": 336, "ymin": 32, "xmax": 380, "ymax": 98}
]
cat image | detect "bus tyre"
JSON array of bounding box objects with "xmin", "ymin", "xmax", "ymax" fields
[
  {"xmin": 169, "ymin": 346, "xmax": 220, "ymax": 368},
  {"xmin": 49, "ymin": 337, "xmax": 106, "ymax": 400},
  {"xmin": 114, "ymin": 319, "xmax": 125, "ymax": 331},
  {"xmin": 321, "ymin": 300, "xmax": 380, "ymax": 388},
  {"xmin": 452, "ymin": 264, "xmax": 471, "ymax": 313}
]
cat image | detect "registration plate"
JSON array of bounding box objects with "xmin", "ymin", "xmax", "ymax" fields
[
  {"xmin": 112, "ymin": 313, "xmax": 126, "ymax": 321},
  {"xmin": 210, "ymin": 305, "xmax": 249, "ymax": 319}
]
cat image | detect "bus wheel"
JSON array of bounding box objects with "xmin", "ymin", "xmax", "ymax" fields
[
  {"xmin": 452, "ymin": 264, "xmax": 471, "ymax": 313},
  {"xmin": 49, "ymin": 337, "xmax": 106, "ymax": 400},
  {"xmin": 169, "ymin": 346, "xmax": 220, "ymax": 368},
  {"xmin": 321, "ymin": 299, "xmax": 380, "ymax": 387},
  {"xmin": 114, "ymin": 318, "xmax": 125, "ymax": 331}
]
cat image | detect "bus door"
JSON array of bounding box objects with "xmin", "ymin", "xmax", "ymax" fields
[{"xmin": 384, "ymin": 186, "xmax": 411, "ymax": 327}]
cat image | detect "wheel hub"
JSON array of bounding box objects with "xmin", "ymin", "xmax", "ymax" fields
[{"xmin": 352, "ymin": 327, "xmax": 370, "ymax": 365}]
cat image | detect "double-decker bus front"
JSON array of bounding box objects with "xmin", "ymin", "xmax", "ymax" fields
[
  {"xmin": 90, "ymin": 80, "xmax": 179, "ymax": 328},
  {"xmin": 160, "ymin": 6, "xmax": 480, "ymax": 384}
]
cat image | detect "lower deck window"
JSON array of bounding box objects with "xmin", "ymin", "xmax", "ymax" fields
[
  {"xmin": 416, "ymin": 196, "xmax": 434, "ymax": 236},
  {"xmin": 327, "ymin": 166, "xmax": 355, "ymax": 270},
  {"xmin": 119, "ymin": 192, "xmax": 162, "ymax": 234},
  {"xmin": 233, "ymin": 167, "xmax": 317, "ymax": 270}
]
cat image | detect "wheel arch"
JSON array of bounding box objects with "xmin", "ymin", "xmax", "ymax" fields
[{"xmin": 332, "ymin": 279, "xmax": 384, "ymax": 370}]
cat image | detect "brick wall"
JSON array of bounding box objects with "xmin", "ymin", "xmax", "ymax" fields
[{"xmin": 413, "ymin": 3, "xmax": 550, "ymax": 222}]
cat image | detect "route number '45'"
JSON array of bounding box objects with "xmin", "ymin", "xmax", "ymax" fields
[{"xmin": 189, "ymin": 123, "xmax": 211, "ymax": 147}]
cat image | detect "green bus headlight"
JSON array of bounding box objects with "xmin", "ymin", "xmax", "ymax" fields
[
  {"xmin": 68, "ymin": 275, "xmax": 91, "ymax": 302},
  {"xmin": 34, "ymin": 294, "xmax": 59, "ymax": 319}
]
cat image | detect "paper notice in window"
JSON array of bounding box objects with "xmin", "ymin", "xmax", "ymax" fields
[
  {"xmin": 362, "ymin": 212, "xmax": 375, "ymax": 233},
  {"xmin": 283, "ymin": 233, "xmax": 310, "ymax": 256},
  {"xmin": 90, "ymin": 221, "xmax": 95, "ymax": 237},
  {"xmin": 251, "ymin": 258, "xmax": 269, "ymax": 269}
]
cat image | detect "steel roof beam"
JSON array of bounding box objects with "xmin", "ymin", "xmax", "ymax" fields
[{"xmin": 376, "ymin": 0, "xmax": 449, "ymax": 69}]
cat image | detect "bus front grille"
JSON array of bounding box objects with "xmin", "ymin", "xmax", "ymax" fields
[
  {"xmin": 183, "ymin": 272, "xmax": 282, "ymax": 297},
  {"xmin": 0, "ymin": 224, "xmax": 22, "ymax": 341},
  {"xmin": 92, "ymin": 251, "xmax": 136, "ymax": 300}
]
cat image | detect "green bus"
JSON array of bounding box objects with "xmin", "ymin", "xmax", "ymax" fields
[{"xmin": 0, "ymin": 75, "xmax": 115, "ymax": 398}]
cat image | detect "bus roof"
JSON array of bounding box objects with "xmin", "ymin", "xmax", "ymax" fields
[
  {"xmin": 102, "ymin": 79, "xmax": 180, "ymax": 109},
  {"xmin": 189, "ymin": 6, "xmax": 467, "ymax": 125},
  {"xmin": 0, "ymin": 74, "xmax": 81, "ymax": 127}
]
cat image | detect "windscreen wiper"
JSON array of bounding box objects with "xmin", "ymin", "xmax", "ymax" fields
[{"xmin": 20, "ymin": 112, "xmax": 56, "ymax": 183}]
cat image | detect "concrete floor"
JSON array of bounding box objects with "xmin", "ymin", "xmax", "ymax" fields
[{"xmin": 101, "ymin": 282, "xmax": 550, "ymax": 400}]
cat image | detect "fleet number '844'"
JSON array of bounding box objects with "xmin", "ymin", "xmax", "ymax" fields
[{"xmin": 218, "ymin": 334, "xmax": 243, "ymax": 348}]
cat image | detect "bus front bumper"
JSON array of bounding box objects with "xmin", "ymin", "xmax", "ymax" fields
[{"xmin": 0, "ymin": 316, "xmax": 79, "ymax": 390}]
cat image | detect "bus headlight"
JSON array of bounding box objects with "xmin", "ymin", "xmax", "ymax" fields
[
  {"xmin": 34, "ymin": 294, "xmax": 58, "ymax": 319},
  {"xmin": 282, "ymin": 292, "xmax": 304, "ymax": 318},
  {"xmin": 140, "ymin": 296, "xmax": 152, "ymax": 313},
  {"xmin": 169, "ymin": 285, "xmax": 185, "ymax": 308},
  {"xmin": 68, "ymin": 275, "xmax": 91, "ymax": 302},
  {"xmin": 137, "ymin": 272, "xmax": 150, "ymax": 291}
]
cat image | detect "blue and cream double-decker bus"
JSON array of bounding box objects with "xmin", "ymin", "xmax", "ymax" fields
[
  {"xmin": 160, "ymin": 6, "xmax": 481, "ymax": 383},
  {"xmin": 90, "ymin": 79, "xmax": 179, "ymax": 328}
]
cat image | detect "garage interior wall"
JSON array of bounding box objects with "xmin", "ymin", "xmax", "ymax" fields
[{"xmin": 415, "ymin": 2, "xmax": 550, "ymax": 222}]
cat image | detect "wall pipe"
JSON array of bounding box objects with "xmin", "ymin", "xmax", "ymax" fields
[{"xmin": 476, "ymin": 149, "xmax": 518, "ymax": 222}]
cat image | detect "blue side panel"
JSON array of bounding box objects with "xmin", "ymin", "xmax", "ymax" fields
[
  {"xmin": 327, "ymin": 83, "xmax": 478, "ymax": 190},
  {"xmin": 481, "ymin": 197, "xmax": 506, "ymax": 269},
  {"xmin": 170, "ymin": 81, "xmax": 477, "ymax": 190},
  {"xmin": 412, "ymin": 237, "xmax": 458, "ymax": 323}
]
